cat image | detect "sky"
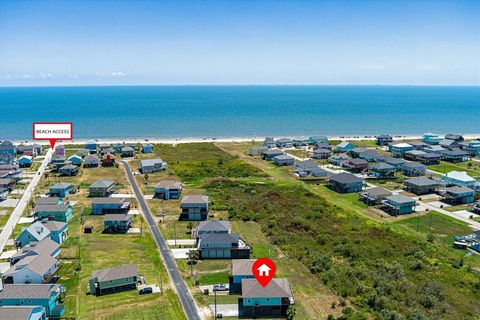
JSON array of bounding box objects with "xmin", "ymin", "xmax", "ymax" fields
[{"xmin": 0, "ymin": 0, "xmax": 479, "ymax": 86}]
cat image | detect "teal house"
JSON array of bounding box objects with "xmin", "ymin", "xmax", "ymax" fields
[
  {"xmin": 18, "ymin": 155, "xmax": 33, "ymax": 168},
  {"xmin": 67, "ymin": 155, "xmax": 82, "ymax": 166},
  {"xmin": 154, "ymin": 180, "xmax": 182, "ymax": 200},
  {"xmin": 464, "ymin": 140, "xmax": 480, "ymax": 156},
  {"xmin": 49, "ymin": 182, "xmax": 73, "ymax": 197},
  {"xmin": 88, "ymin": 264, "xmax": 137, "ymax": 296},
  {"xmin": 369, "ymin": 163, "xmax": 395, "ymax": 178},
  {"xmin": 0, "ymin": 284, "xmax": 65, "ymax": 317},
  {"xmin": 389, "ymin": 143, "xmax": 414, "ymax": 157},
  {"xmin": 85, "ymin": 140, "xmax": 97, "ymax": 152},
  {"xmin": 336, "ymin": 141, "xmax": 355, "ymax": 152},
  {"xmin": 42, "ymin": 220, "xmax": 68, "ymax": 244},
  {"xmin": 0, "ymin": 140, "xmax": 16, "ymax": 156},
  {"xmin": 307, "ymin": 136, "xmax": 328, "ymax": 144},
  {"xmin": 239, "ymin": 278, "xmax": 294, "ymax": 318},
  {"xmin": 383, "ymin": 194, "xmax": 416, "ymax": 215},
  {"xmin": 423, "ymin": 133, "xmax": 443, "ymax": 145},
  {"xmin": 103, "ymin": 214, "xmax": 132, "ymax": 233},
  {"xmin": 33, "ymin": 204, "xmax": 73, "ymax": 222},
  {"xmin": 15, "ymin": 221, "xmax": 51, "ymax": 248},
  {"xmin": 441, "ymin": 186, "xmax": 475, "ymax": 204},
  {"xmin": 229, "ymin": 259, "xmax": 255, "ymax": 294},
  {"xmin": 0, "ymin": 306, "xmax": 46, "ymax": 320},
  {"xmin": 141, "ymin": 143, "xmax": 154, "ymax": 153}
]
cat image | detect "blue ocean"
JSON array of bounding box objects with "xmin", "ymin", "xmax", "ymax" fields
[{"xmin": 1, "ymin": 86, "xmax": 479, "ymax": 140}]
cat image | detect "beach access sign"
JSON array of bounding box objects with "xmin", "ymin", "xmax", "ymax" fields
[{"xmin": 33, "ymin": 122, "xmax": 72, "ymax": 148}]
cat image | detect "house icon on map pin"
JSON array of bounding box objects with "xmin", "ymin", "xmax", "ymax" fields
[{"xmin": 257, "ymin": 264, "xmax": 271, "ymax": 277}]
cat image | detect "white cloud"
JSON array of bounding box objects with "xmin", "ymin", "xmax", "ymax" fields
[
  {"xmin": 0, "ymin": 73, "xmax": 53, "ymax": 79},
  {"xmin": 358, "ymin": 64, "xmax": 385, "ymax": 71},
  {"xmin": 96, "ymin": 71, "xmax": 127, "ymax": 78}
]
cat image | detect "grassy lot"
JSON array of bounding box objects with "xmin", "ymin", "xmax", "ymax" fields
[
  {"xmin": 216, "ymin": 142, "xmax": 480, "ymax": 320},
  {"xmin": 286, "ymin": 149, "xmax": 309, "ymax": 158},
  {"xmin": 428, "ymin": 160, "xmax": 480, "ymax": 178}
]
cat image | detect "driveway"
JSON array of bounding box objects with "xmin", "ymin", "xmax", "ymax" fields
[{"xmin": 209, "ymin": 304, "xmax": 238, "ymax": 317}]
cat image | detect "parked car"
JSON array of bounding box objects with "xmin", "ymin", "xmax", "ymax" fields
[
  {"xmin": 213, "ymin": 284, "xmax": 229, "ymax": 292},
  {"xmin": 139, "ymin": 287, "xmax": 153, "ymax": 295}
]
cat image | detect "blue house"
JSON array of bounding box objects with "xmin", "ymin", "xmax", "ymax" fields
[
  {"xmin": 154, "ymin": 180, "xmax": 182, "ymax": 200},
  {"xmin": 382, "ymin": 194, "xmax": 416, "ymax": 215},
  {"xmin": 442, "ymin": 171, "xmax": 476, "ymax": 187},
  {"xmin": 15, "ymin": 221, "xmax": 51, "ymax": 248},
  {"xmin": 383, "ymin": 157, "xmax": 406, "ymax": 170},
  {"xmin": 0, "ymin": 284, "xmax": 65, "ymax": 317},
  {"xmin": 85, "ymin": 140, "xmax": 97, "ymax": 152},
  {"xmin": 441, "ymin": 186, "xmax": 475, "ymax": 204},
  {"xmin": 142, "ymin": 143, "xmax": 154, "ymax": 153},
  {"xmin": 336, "ymin": 141, "xmax": 355, "ymax": 152},
  {"xmin": 441, "ymin": 149, "xmax": 468, "ymax": 162},
  {"xmin": 42, "ymin": 220, "xmax": 68, "ymax": 244},
  {"xmin": 389, "ymin": 143, "xmax": 414, "ymax": 157},
  {"xmin": 49, "ymin": 182, "xmax": 73, "ymax": 197},
  {"xmin": 18, "ymin": 156, "xmax": 33, "ymax": 168},
  {"xmin": 238, "ymin": 278, "xmax": 294, "ymax": 318},
  {"xmin": 196, "ymin": 220, "xmax": 230, "ymax": 237},
  {"xmin": 464, "ymin": 140, "xmax": 480, "ymax": 156},
  {"xmin": 103, "ymin": 213, "xmax": 132, "ymax": 233},
  {"xmin": 91, "ymin": 198, "xmax": 131, "ymax": 215},
  {"xmin": 0, "ymin": 306, "xmax": 47, "ymax": 320},
  {"xmin": 308, "ymin": 136, "xmax": 328, "ymax": 144},
  {"xmin": 33, "ymin": 204, "xmax": 73, "ymax": 222},
  {"xmin": 369, "ymin": 163, "xmax": 395, "ymax": 178},
  {"xmin": 423, "ymin": 133, "xmax": 443, "ymax": 145},
  {"xmin": 67, "ymin": 155, "xmax": 82, "ymax": 166},
  {"xmin": 0, "ymin": 140, "xmax": 16, "ymax": 156},
  {"xmin": 229, "ymin": 259, "xmax": 256, "ymax": 294}
]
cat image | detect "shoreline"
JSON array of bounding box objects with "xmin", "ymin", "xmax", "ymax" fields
[{"xmin": 9, "ymin": 133, "xmax": 480, "ymax": 146}]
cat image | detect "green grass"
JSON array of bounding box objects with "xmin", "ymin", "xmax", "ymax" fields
[
  {"xmin": 428, "ymin": 161, "xmax": 480, "ymax": 178},
  {"xmin": 198, "ymin": 271, "xmax": 230, "ymax": 285}
]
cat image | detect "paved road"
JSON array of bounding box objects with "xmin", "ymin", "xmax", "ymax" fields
[
  {"xmin": 121, "ymin": 161, "xmax": 202, "ymax": 320},
  {"xmin": 0, "ymin": 148, "xmax": 53, "ymax": 252}
]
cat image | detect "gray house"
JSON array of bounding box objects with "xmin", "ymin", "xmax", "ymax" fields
[
  {"xmin": 403, "ymin": 162, "xmax": 427, "ymax": 177},
  {"xmin": 311, "ymin": 148, "xmax": 331, "ymax": 159},
  {"xmin": 328, "ymin": 173, "xmax": 364, "ymax": 193},
  {"xmin": 83, "ymin": 155, "xmax": 100, "ymax": 168},
  {"xmin": 262, "ymin": 149, "xmax": 284, "ymax": 161},
  {"xmin": 140, "ymin": 159, "xmax": 166, "ymax": 173},
  {"xmin": 197, "ymin": 233, "xmax": 250, "ymax": 259},
  {"xmin": 273, "ymin": 155, "xmax": 294, "ymax": 166},
  {"xmin": 196, "ymin": 220, "xmax": 230, "ymax": 237},
  {"xmin": 382, "ymin": 194, "xmax": 416, "ymax": 215},
  {"xmin": 404, "ymin": 177, "xmax": 439, "ymax": 195},
  {"xmin": 180, "ymin": 195, "xmax": 209, "ymax": 221},
  {"xmin": 88, "ymin": 264, "xmax": 137, "ymax": 296},
  {"xmin": 88, "ymin": 180, "xmax": 116, "ymax": 197},
  {"xmin": 359, "ymin": 187, "xmax": 392, "ymax": 205}
]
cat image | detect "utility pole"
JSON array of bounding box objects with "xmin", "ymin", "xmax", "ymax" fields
[
  {"xmin": 214, "ymin": 288, "xmax": 217, "ymax": 319},
  {"xmin": 174, "ymin": 222, "xmax": 177, "ymax": 247}
]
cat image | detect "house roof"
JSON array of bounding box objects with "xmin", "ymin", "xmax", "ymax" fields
[
  {"xmin": 199, "ymin": 233, "xmax": 239, "ymax": 244},
  {"xmin": 294, "ymin": 160, "xmax": 318, "ymax": 169},
  {"xmin": 90, "ymin": 180, "xmax": 114, "ymax": 188},
  {"xmin": 404, "ymin": 162, "xmax": 426, "ymax": 169},
  {"xmin": 35, "ymin": 197, "xmax": 60, "ymax": 205},
  {"xmin": 406, "ymin": 150, "xmax": 427, "ymax": 156},
  {"xmin": 362, "ymin": 187, "xmax": 391, "ymax": 197},
  {"xmin": 181, "ymin": 195, "xmax": 208, "ymax": 204},
  {"xmin": 443, "ymin": 171, "xmax": 475, "ymax": 183},
  {"xmin": 10, "ymin": 238, "xmax": 59, "ymax": 261},
  {"xmin": 351, "ymin": 147, "xmax": 368, "ymax": 154},
  {"xmin": 231, "ymin": 259, "xmax": 256, "ymax": 276},
  {"xmin": 155, "ymin": 180, "xmax": 181, "ymax": 189},
  {"xmin": 0, "ymin": 178, "xmax": 14, "ymax": 185},
  {"xmin": 84, "ymin": 155, "xmax": 100, "ymax": 162},
  {"xmin": 86, "ymin": 140, "xmax": 97, "ymax": 145},
  {"xmin": 330, "ymin": 172, "xmax": 363, "ymax": 184},
  {"xmin": 348, "ymin": 158, "xmax": 368, "ymax": 165},
  {"xmin": 314, "ymin": 142, "xmax": 331, "ymax": 149},
  {"xmin": 330, "ymin": 153, "xmax": 350, "ymax": 160},
  {"xmin": 309, "ymin": 167, "xmax": 328, "ymax": 175},
  {"xmin": 241, "ymin": 278, "xmax": 292, "ymax": 298},
  {"xmin": 439, "ymin": 139, "xmax": 457, "ymax": 147},
  {"xmin": 0, "ymin": 306, "xmax": 42, "ymax": 320},
  {"xmin": 386, "ymin": 194, "xmax": 416, "ymax": 204},
  {"xmin": 197, "ymin": 220, "xmax": 230, "ymax": 233},
  {"xmin": 121, "ymin": 146, "xmax": 134, "ymax": 152},
  {"xmin": 409, "ymin": 141, "xmax": 428, "ymax": 147},
  {"xmin": 21, "ymin": 221, "xmax": 51, "ymax": 242},
  {"xmin": 59, "ymin": 164, "xmax": 77, "ymax": 170},
  {"xmin": 4, "ymin": 253, "xmax": 57, "ymax": 277},
  {"xmin": 371, "ymin": 163, "xmax": 394, "ymax": 170},
  {"xmin": 313, "ymin": 148, "xmax": 331, "ymax": 154},
  {"xmin": 444, "ymin": 186, "xmax": 474, "ymax": 195},
  {"xmin": 391, "ymin": 143, "xmax": 412, "ymax": 148},
  {"xmin": 384, "ymin": 157, "xmax": 406, "ymax": 165},
  {"xmin": 91, "ymin": 264, "xmax": 137, "ymax": 282},
  {"xmin": 442, "ymin": 149, "xmax": 468, "ymax": 156},
  {"xmin": 276, "ymin": 138, "xmax": 292, "ymax": 143},
  {"xmin": 68, "ymin": 155, "xmax": 82, "ymax": 160},
  {"xmin": 140, "ymin": 159, "xmax": 163, "ymax": 167},
  {"xmin": 405, "ymin": 176, "xmax": 438, "ymax": 187},
  {"xmin": 425, "ymin": 145, "xmax": 444, "ymax": 152},
  {"xmin": 41, "ymin": 220, "xmax": 67, "ymax": 232},
  {"xmin": 104, "ymin": 213, "xmax": 131, "ymax": 222},
  {"xmin": 91, "ymin": 197, "xmax": 125, "ymax": 204},
  {"xmin": 33, "ymin": 204, "xmax": 69, "ymax": 213},
  {"xmin": 337, "ymin": 141, "xmax": 353, "ymax": 148},
  {"xmin": 0, "ymin": 284, "xmax": 61, "ymax": 299},
  {"xmin": 273, "ymin": 155, "xmax": 294, "ymax": 161},
  {"xmin": 263, "ymin": 149, "xmax": 283, "ymax": 156}
]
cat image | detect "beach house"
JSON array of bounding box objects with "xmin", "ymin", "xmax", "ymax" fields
[
  {"xmin": 77, "ymin": 148, "xmax": 90, "ymax": 157},
  {"xmin": 2, "ymin": 252, "xmax": 60, "ymax": 285},
  {"xmin": 464, "ymin": 140, "xmax": 480, "ymax": 156},
  {"xmin": 383, "ymin": 157, "xmax": 406, "ymax": 170},
  {"xmin": 247, "ymin": 145, "xmax": 269, "ymax": 156},
  {"xmin": 404, "ymin": 150, "xmax": 427, "ymax": 161},
  {"xmin": 423, "ymin": 133, "xmax": 443, "ymax": 145},
  {"xmin": 121, "ymin": 146, "xmax": 135, "ymax": 157},
  {"xmin": 273, "ymin": 155, "xmax": 295, "ymax": 166},
  {"xmin": 0, "ymin": 284, "xmax": 65, "ymax": 317},
  {"xmin": 67, "ymin": 155, "xmax": 82, "ymax": 166},
  {"xmin": 262, "ymin": 149, "xmax": 284, "ymax": 161},
  {"xmin": 88, "ymin": 180, "xmax": 116, "ymax": 197},
  {"xmin": 439, "ymin": 139, "xmax": 459, "ymax": 150},
  {"xmin": 229, "ymin": 259, "xmax": 256, "ymax": 294},
  {"xmin": 238, "ymin": 278, "xmax": 294, "ymax": 318},
  {"xmin": 85, "ymin": 140, "xmax": 97, "ymax": 153},
  {"xmin": 349, "ymin": 147, "xmax": 368, "ymax": 158},
  {"xmin": 142, "ymin": 143, "xmax": 154, "ymax": 153},
  {"xmin": 389, "ymin": 143, "xmax": 414, "ymax": 157},
  {"xmin": 382, "ymin": 194, "xmax": 416, "ymax": 215},
  {"xmin": 369, "ymin": 162, "xmax": 396, "ymax": 178},
  {"xmin": 9, "ymin": 238, "xmax": 60, "ymax": 266},
  {"xmin": 441, "ymin": 149, "xmax": 468, "ymax": 162},
  {"xmin": 83, "ymin": 155, "xmax": 100, "ymax": 168},
  {"xmin": 99, "ymin": 144, "xmax": 113, "ymax": 156},
  {"xmin": 359, "ymin": 150, "xmax": 384, "ymax": 162},
  {"xmin": 404, "ymin": 177, "xmax": 439, "ymax": 195},
  {"xmin": 41, "ymin": 220, "xmax": 68, "ymax": 244},
  {"xmin": 440, "ymin": 186, "xmax": 475, "ymax": 204},
  {"xmin": 140, "ymin": 159, "xmax": 166, "ymax": 173},
  {"xmin": 376, "ymin": 134, "xmax": 393, "ymax": 146},
  {"xmin": 91, "ymin": 198, "xmax": 131, "ymax": 215},
  {"xmin": 15, "ymin": 221, "xmax": 51, "ymax": 248},
  {"xmin": 417, "ymin": 152, "xmax": 441, "ymax": 165},
  {"xmin": 311, "ymin": 148, "xmax": 331, "ymax": 159},
  {"xmin": 308, "ymin": 136, "xmax": 328, "ymax": 144},
  {"xmin": 18, "ymin": 156, "xmax": 33, "ymax": 168},
  {"xmin": 409, "ymin": 141, "xmax": 428, "ymax": 150},
  {"xmin": 403, "ymin": 162, "xmax": 427, "ymax": 177},
  {"xmin": 154, "ymin": 180, "xmax": 182, "ymax": 200},
  {"xmin": 445, "ymin": 134, "xmax": 464, "ymax": 142},
  {"xmin": 328, "ymin": 153, "xmax": 350, "ymax": 166},
  {"xmin": 0, "ymin": 188, "xmax": 8, "ymax": 201},
  {"xmin": 0, "ymin": 306, "xmax": 46, "ymax": 320},
  {"xmin": 263, "ymin": 137, "xmax": 276, "ymax": 148},
  {"xmin": 88, "ymin": 264, "xmax": 138, "ymax": 296},
  {"xmin": 180, "ymin": 195, "xmax": 209, "ymax": 221},
  {"xmin": 442, "ymin": 171, "xmax": 476, "ymax": 187},
  {"xmin": 424, "ymin": 145, "xmax": 444, "ymax": 154},
  {"xmin": 0, "ymin": 140, "xmax": 17, "ymax": 156},
  {"xmin": 328, "ymin": 173, "xmax": 364, "ymax": 193},
  {"xmin": 58, "ymin": 164, "xmax": 78, "ymax": 176},
  {"xmin": 197, "ymin": 233, "xmax": 250, "ymax": 259},
  {"xmin": 359, "ymin": 187, "xmax": 392, "ymax": 205},
  {"xmin": 33, "ymin": 204, "xmax": 73, "ymax": 222},
  {"xmin": 103, "ymin": 214, "xmax": 132, "ymax": 233},
  {"xmin": 195, "ymin": 220, "xmax": 230, "ymax": 237},
  {"xmin": 0, "ymin": 178, "xmax": 15, "ymax": 191},
  {"xmin": 101, "ymin": 152, "xmax": 116, "ymax": 167},
  {"xmin": 343, "ymin": 158, "xmax": 369, "ymax": 173},
  {"xmin": 49, "ymin": 182, "xmax": 73, "ymax": 197},
  {"xmin": 275, "ymin": 138, "xmax": 293, "ymax": 148},
  {"xmin": 54, "ymin": 145, "xmax": 65, "ymax": 157},
  {"xmin": 336, "ymin": 141, "xmax": 355, "ymax": 152}
]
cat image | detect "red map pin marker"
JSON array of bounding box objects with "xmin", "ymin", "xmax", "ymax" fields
[{"xmin": 252, "ymin": 258, "xmax": 276, "ymax": 287}]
